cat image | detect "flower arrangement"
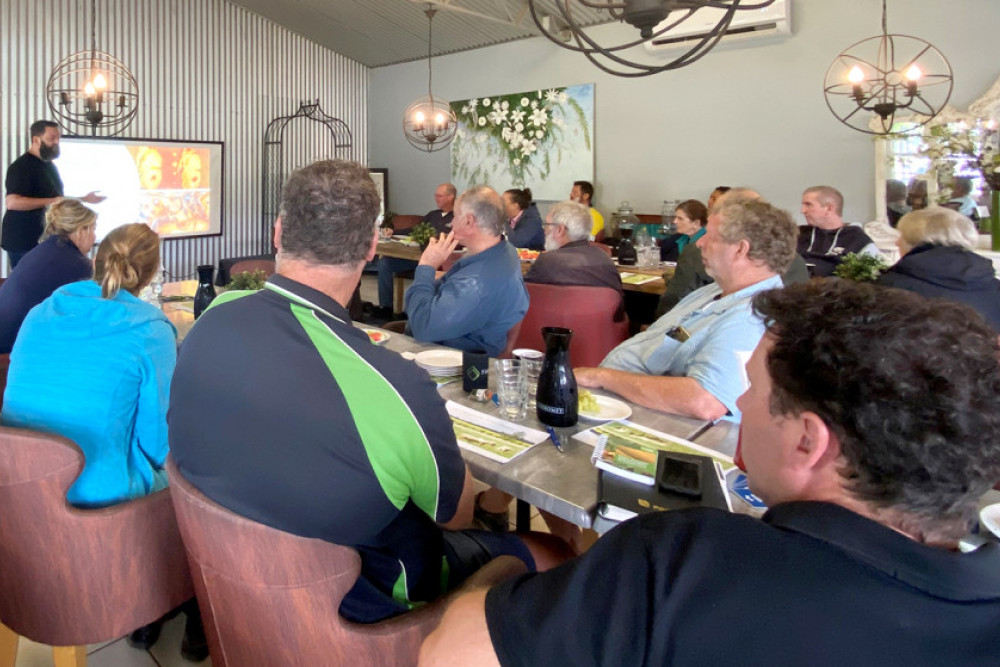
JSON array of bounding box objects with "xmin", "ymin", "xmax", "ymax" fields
[
  {"xmin": 920, "ymin": 120, "xmax": 1000, "ymax": 195},
  {"xmin": 451, "ymin": 87, "xmax": 590, "ymax": 187},
  {"xmin": 833, "ymin": 253, "xmax": 889, "ymax": 283}
]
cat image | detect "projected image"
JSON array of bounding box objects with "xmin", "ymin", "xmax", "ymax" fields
[{"xmin": 59, "ymin": 138, "xmax": 223, "ymax": 241}]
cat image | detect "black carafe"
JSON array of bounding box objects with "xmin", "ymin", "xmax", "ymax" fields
[
  {"xmin": 193, "ymin": 265, "xmax": 217, "ymax": 319},
  {"xmin": 536, "ymin": 327, "xmax": 578, "ymax": 427},
  {"xmin": 617, "ymin": 226, "xmax": 637, "ymax": 266}
]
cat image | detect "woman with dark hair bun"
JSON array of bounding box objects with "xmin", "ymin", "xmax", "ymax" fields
[{"xmin": 502, "ymin": 187, "xmax": 545, "ymax": 250}]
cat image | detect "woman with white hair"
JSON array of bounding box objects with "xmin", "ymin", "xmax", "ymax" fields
[{"xmin": 877, "ymin": 206, "xmax": 1000, "ymax": 330}]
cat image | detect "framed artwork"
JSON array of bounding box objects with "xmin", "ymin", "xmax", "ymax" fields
[
  {"xmin": 450, "ymin": 84, "xmax": 594, "ymax": 200},
  {"xmin": 369, "ymin": 167, "xmax": 388, "ymax": 221}
]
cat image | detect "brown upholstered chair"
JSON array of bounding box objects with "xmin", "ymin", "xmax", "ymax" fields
[
  {"xmin": 165, "ymin": 457, "xmax": 526, "ymax": 667},
  {"xmin": 589, "ymin": 241, "xmax": 613, "ymax": 257},
  {"xmin": 389, "ymin": 214, "xmax": 423, "ymax": 234},
  {"xmin": 0, "ymin": 427, "xmax": 193, "ymax": 667},
  {"xmin": 498, "ymin": 318, "xmax": 524, "ymax": 359},
  {"xmin": 229, "ymin": 259, "xmax": 276, "ymax": 280},
  {"xmin": 514, "ymin": 283, "xmax": 629, "ymax": 367}
]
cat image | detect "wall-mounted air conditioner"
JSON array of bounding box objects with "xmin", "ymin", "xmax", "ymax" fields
[{"xmin": 644, "ymin": 0, "xmax": 792, "ymax": 56}]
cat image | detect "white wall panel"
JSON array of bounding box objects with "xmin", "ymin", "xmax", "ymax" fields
[{"xmin": 1, "ymin": 0, "xmax": 368, "ymax": 278}]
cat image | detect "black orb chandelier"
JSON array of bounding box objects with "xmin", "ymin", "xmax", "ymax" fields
[
  {"xmin": 823, "ymin": 0, "xmax": 952, "ymax": 136},
  {"xmin": 46, "ymin": 0, "xmax": 139, "ymax": 136},
  {"xmin": 528, "ymin": 0, "xmax": 778, "ymax": 78},
  {"xmin": 402, "ymin": 6, "xmax": 458, "ymax": 152}
]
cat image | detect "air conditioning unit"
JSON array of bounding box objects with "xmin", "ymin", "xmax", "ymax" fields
[{"xmin": 644, "ymin": 0, "xmax": 792, "ymax": 56}]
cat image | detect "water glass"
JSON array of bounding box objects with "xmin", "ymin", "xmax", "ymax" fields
[
  {"xmin": 492, "ymin": 358, "xmax": 527, "ymax": 422},
  {"xmin": 512, "ymin": 349, "xmax": 543, "ymax": 410}
]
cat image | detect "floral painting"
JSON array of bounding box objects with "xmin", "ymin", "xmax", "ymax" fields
[{"xmin": 450, "ymin": 84, "xmax": 594, "ymax": 200}]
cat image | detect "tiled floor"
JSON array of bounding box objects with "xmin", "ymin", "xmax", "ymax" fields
[{"xmin": 13, "ymin": 614, "xmax": 208, "ymax": 667}]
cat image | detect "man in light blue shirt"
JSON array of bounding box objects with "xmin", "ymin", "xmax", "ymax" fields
[{"xmin": 576, "ymin": 196, "xmax": 798, "ymax": 421}]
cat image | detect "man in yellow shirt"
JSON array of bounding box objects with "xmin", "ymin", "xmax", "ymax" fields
[{"xmin": 571, "ymin": 180, "xmax": 603, "ymax": 240}]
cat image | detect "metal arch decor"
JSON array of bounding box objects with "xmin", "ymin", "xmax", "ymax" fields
[
  {"xmin": 528, "ymin": 0, "xmax": 778, "ymax": 78},
  {"xmin": 822, "ymin": 0, "xmax": 952, "ymax": 136},
  {"xmin": 261, "ymin": 99, "xmax": 353, "ymax": 253},
  {"xmin": 45, "ymin": 0, "xmax": 139, "ymax": 136}
]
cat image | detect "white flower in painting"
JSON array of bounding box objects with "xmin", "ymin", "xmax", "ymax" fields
[
  {"xmin": 509, "ymin": 131, "xmax": 524, "ymax": 147},
  {"xmin": 469, "ymin": 98, "xmax": 478, "ymax": 108},
  {"xmin": 529, "ymin": 108, "xmax": 548, "ymax": 127},
  {"xmin": 515, "ymin": 122, "xmax": 524, "ymax": 132},
  {"xmin": 513, "ymin": 158, "xmax": 521, "ymax": 166},
  {"xmin": 544, "ymin": 89, "xmax": 559, "ymax": 102},
  {"xmin": 501, "ymin": 126, "xmax": 514, "ymax": 141},
  {"xmin": 510, "ymin": 109, "xmax": 526, "ymax": 124},
  {"xmin": 535, "ymin": 130, "xmax": 544, "ymax": 139},
  {"xmin": 558, "ymin": 92, "xmax": 568, "ymax": 103},
  {"xmin": 537, "ymin": 90, "xmax": 543, "ymax": 98},
  {"xmin": 478, "ymin": 117, "xmax": 487, "ymax": 126},
  {"xmin": 521, "ymin": 141, "xmax": 537, "ymax": 157},
  {"xmin": 530, "ymin": 100, "xmax": 539, "ymax": 110},
  {"xmin": 520, "ymin": 97, "xmax": 530, "ymax": 107},
  {"xmin": 502, "ymin": 100, "xmax": 509, "ymax": 110},
  {"xmin": 482, "ymin": 98, "xmax": 491, "ymax": 107},
  {"xmin": 461, "ymin": 105, "xmax": 470, "ymax": 114}
]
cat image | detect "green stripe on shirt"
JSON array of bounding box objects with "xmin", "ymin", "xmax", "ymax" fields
[{"xmin": 291, "ymin": 303, "xmax": 443, "ymax": 519}]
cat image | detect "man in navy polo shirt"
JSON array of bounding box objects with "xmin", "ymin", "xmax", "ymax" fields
[
  {"xmin": 420, "ymin": 279, "xmax": 1000, "ymax": 666},
  {"xmin": 168, "ymin": 160, "xmax": 569, "ymax": 624}
]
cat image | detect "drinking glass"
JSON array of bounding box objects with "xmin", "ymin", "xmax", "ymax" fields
[
  {"xmin": 512, "ymin": 349, "xmax": 544, "ymax": 410},
  {"xmin": 492, "ymin": 358, "xmax": 527, "ymax": 422}
]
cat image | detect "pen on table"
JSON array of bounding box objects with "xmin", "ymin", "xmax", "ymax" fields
[{"xmin": 545, "ymin": 426, "xmax": 565, "ymax": 453}]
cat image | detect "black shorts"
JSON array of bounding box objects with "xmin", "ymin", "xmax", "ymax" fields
[{"xmin": 441, "ymin": 529, "xmax": 536, "ymax": 588}]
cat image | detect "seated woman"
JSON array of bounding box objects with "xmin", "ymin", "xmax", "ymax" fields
[
  {"xmin": 0, "ymin": 199, "xmax": 96, "ymax": 354},
  {"xmin": 502, "ymin": 188, "xmax": 545, "ymax": 250},
  {"xmin": 659, "ymin": 199, "xmax": 708, "ymax": 262},
  {"xmin": 1, "ymin": 223, "xmax": 175, "ymax": 507},
  {"xmin": 877, "ymin": 206, "xmax": 1000, "ymax": 331}
]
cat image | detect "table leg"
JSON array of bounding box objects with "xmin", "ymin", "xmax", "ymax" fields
[
  {"xmin": 393, "ymin": 275, "xmax": 405, "ymax": 314},
  {"xmin": 515, "ymin": 499, "xmax": 531, "ymax": 532}
]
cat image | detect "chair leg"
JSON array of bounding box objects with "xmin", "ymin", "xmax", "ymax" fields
[
  {"xmin": 0, "ymin": 623, "xmax": 18, "ymax": 667},
  {"xmin": 52, "ymin": 645, "xmax": 86, "ymax": 667}
]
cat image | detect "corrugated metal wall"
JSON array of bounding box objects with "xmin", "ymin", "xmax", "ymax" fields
[{"xmin": 1, "ymin": 0, "xmax": 368, "ymax": 278}]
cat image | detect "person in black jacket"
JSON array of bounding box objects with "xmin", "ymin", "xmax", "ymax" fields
[
  {"xmin": 502, "ymin": 188, "xmax": 544, "ymax": 250},
  {"xmin": 877, "ymin": 206, "xmax": 1000, "ymax": 331}
]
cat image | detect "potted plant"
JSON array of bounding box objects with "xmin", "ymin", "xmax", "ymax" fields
[{"xmin": 833, "ymin": 253, "xmax": 888, "ymax": 283}]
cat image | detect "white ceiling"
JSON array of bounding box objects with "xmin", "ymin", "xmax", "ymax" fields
[{"xmin": 227, "ymin": 0, "xmax": 607, "ymax": 68}]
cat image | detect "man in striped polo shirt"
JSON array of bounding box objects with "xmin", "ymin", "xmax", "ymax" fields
[{"xmin": 168, "ymin": 160, "xmax": 569, "ymax": 623}]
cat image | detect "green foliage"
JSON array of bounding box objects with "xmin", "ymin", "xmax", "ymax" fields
[
  {"xmin": 833, "ymin": 253, "xmax": 888, "ymax": 283},
  {"xmin": 408, "ymin": 222, "xmax": 436, "ymax": 248},
  {"xmin": 226, "ymin": 269, "xmax": 268, "ymax": 291}
]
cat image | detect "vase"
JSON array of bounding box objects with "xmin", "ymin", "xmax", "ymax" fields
[
  {"xmin": 992, "ymin": 190, "xmax": 1000, "ymax": 252},
  {"xmin": 536, "ymin": 327, "xmax": 578, "ymax": 427},
  {"xmin": 193, "ymin": 265, "xmax": 217, "ymax": 319}
]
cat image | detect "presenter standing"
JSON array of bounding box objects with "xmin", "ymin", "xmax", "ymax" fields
[{"xmin": 2, "ymin": 120, "xmax": 105, "ymax": 269}]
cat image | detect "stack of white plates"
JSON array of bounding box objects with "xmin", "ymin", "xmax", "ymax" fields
[{"xmin": 413, "ymin": 350, "xmax": 463, "ymax": 377}]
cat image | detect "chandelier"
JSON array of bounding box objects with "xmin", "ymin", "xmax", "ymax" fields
[
  {"xmin": 528, "ymin": 0, "xmax": 778, "ymax": 78},
  {"xmin": 822, "ymin": 0, "xmax": 952, "ymax": 136},
  {"xmin": 45, "ymin": 0, "xmax": 139, "ymax": 136},
  {"xmin": 402, "ymin": 6, "xmax": 457, "ymax": 152}
]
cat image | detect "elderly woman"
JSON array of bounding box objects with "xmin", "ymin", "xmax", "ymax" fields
[
  {"xmin": 0, "ymin": 199, "xmax": 95, "ymax": 353},
  {"xmin": 502, "ymin": 187, "xmax": 545, "ymax": 250},
  {"xmin": 877, "ymin": 206, "xmax": 1000, "ymax": 330}
]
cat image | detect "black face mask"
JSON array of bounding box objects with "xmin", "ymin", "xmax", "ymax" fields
[{"xmin": 39, "ymin": 141, "xmax": 60, "ymax": 161}]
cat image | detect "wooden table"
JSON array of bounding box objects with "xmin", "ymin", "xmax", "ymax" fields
[
  {"xmin": 161, "ymin": 280, "xmax": 197, "ymax": 342},
  {"xmin": 375, "ymin": 239, "xmax": 423, "ymax": 313}
]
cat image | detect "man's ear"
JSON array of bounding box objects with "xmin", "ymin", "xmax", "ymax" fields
[
  {"xmin": 273, "ymin": 217, "xmax": 283, "ymax": 251},
  {"xmin": 736, "ymin": 238, "xmax": 752, "ymax": 260},
  {"xmin": 795, "ymin": 412, "xmax": 841, "ymax": 472},
  {"xmin": 365, "ymin": 226, "xmax": 380, "ymax": 262}
]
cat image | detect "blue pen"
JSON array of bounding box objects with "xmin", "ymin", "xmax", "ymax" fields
[{"xmin": 545, "ymin": 426, "xmax": 565, "ymax": 453}]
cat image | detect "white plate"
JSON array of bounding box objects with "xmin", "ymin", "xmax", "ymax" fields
[
  {"xmin": 359, "ymin": 328, "xmax": 391, "ymax": 345},
  {"xmin": 578, "ymin": 395, "xmax": 632, "ymax": 421},
  {"xmin": 980, "ymin": 503, "xmax": 1000, "ymax": 539},
  {"xmin": 414, "ymin": 349, "xmax": 463, "ymax": 370}
]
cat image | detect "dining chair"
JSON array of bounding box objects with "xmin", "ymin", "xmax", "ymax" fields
[
  {"xmin": 165, "ymin": 457, "xmax": 527, "ymax": 667},
  {"xmin": 0, "ymin": 427, "xmax": 193, "ymax": 667},
  {"xmin": 514, "ymin": 283, "xmax": 629, "ymax": 367},
  {"xmin": 228, "ymin": 258, "xmax": 276, "ymax": 280},
  {"xmin": 589, "ymin": 241, "xmax": 613, "ymax": 257},
  {"xmin": 388, "ymin": 214, "xmax": 423, "ymax": 234}
]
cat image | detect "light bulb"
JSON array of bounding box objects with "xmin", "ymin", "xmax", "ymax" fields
[
  {"xmin": 93, "ymin": 72, "xmax": 107, "ymax": 89},
  {"xmin": 848, "ymin": 66, "xmax": 865, "ymax": 84},
  {"xmin": 84, "ymin": 82, "xmax": 96, "ymax": 96},
  {"xmin": 435, "ymin": 113, "xmax": 444, "ymax": 123},
  {"xmin": 414, "ymin": 111, "xmax": 425, "ymax": 123},
  {"xmin": 905, "ymin": 64, "xmax": 922, "ymax": 81}
]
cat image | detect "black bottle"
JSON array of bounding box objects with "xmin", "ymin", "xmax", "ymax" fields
[
  {"xmin": 193, "ymin": 265, "xmax": 217, "ymax": 319},
  {"xmin": 536, "ymin": 327, "xmax": 578, "ymax": 427}
]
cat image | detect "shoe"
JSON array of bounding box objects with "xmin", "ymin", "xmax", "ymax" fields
[
  {"xmin": 371, "ymin": 306, "xmax": 394, "ymax": 320},
  {"xmin": 180, "ymin": 610, "xmax": 209, "ymax": 662},
  {"xmin": 473, "ymin": 492, "xmax": 510, "ymax": 533},
  {"xmin": 126, "ymin": 620, "xmax": 163, "ymax": 650}
]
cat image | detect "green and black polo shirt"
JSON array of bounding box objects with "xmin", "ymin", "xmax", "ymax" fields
[{"xmin": 169, "ymin": 275, "xmax": 466, "ymax": 622}]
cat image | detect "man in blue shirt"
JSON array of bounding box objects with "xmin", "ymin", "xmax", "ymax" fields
[
  {"xmin": 575, "ymin": 197, "xmax": 798, "ymax": 421},
  {"xmin": 405, "ymin": 186, "xmax": 528, "ymax": 357}
]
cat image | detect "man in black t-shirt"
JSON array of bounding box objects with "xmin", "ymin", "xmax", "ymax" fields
[
  {"xmin": 2, "ymin": 120, "xmax": 104, "ymax": 268},
  {"xmin": 797, "ymin": 185, "xmax": 879, "ymax": 277},
  {"xmin": 420, "ymin": 280, "xmax": 1000, "ymax": 667}
]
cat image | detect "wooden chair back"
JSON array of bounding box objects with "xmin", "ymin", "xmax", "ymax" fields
[
  {"xmin": 514, "ymin": 284, "xmax": 629, "ymax": 367},
  {"xmin": 229, "ymin": 259, "xmax": 276, "ymax": 280},
  {"xmin": 166, "ymin": 457, "xmax": 523, "ymax": 667},
  {"xmin": 0, "ymin": 427, "xmax": 192, "ymax": 647}
]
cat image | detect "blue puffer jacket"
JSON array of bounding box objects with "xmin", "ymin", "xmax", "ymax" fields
[
  {"xmin": 507, "ymin": 204, "xmax": 545, "ymax": 251},
  {"xmin": 405, "ymin": 240, "xmax": 528, "ymax": 356},
  {"xmin": 1, "ymin": 280, "xmax": 177, "ymax": 507}
]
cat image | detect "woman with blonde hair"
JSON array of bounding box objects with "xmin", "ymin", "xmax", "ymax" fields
[
  {"xmin": 0, "ymin": 198, "xmax": 95, "ymax": 353},
  {"xmin": 877, "ymin": 206, "xmax": 1000, "ymax": 330},
  {"xmin": 2, "ymin": 222, "xmax": 175, "ymax": 506}
]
